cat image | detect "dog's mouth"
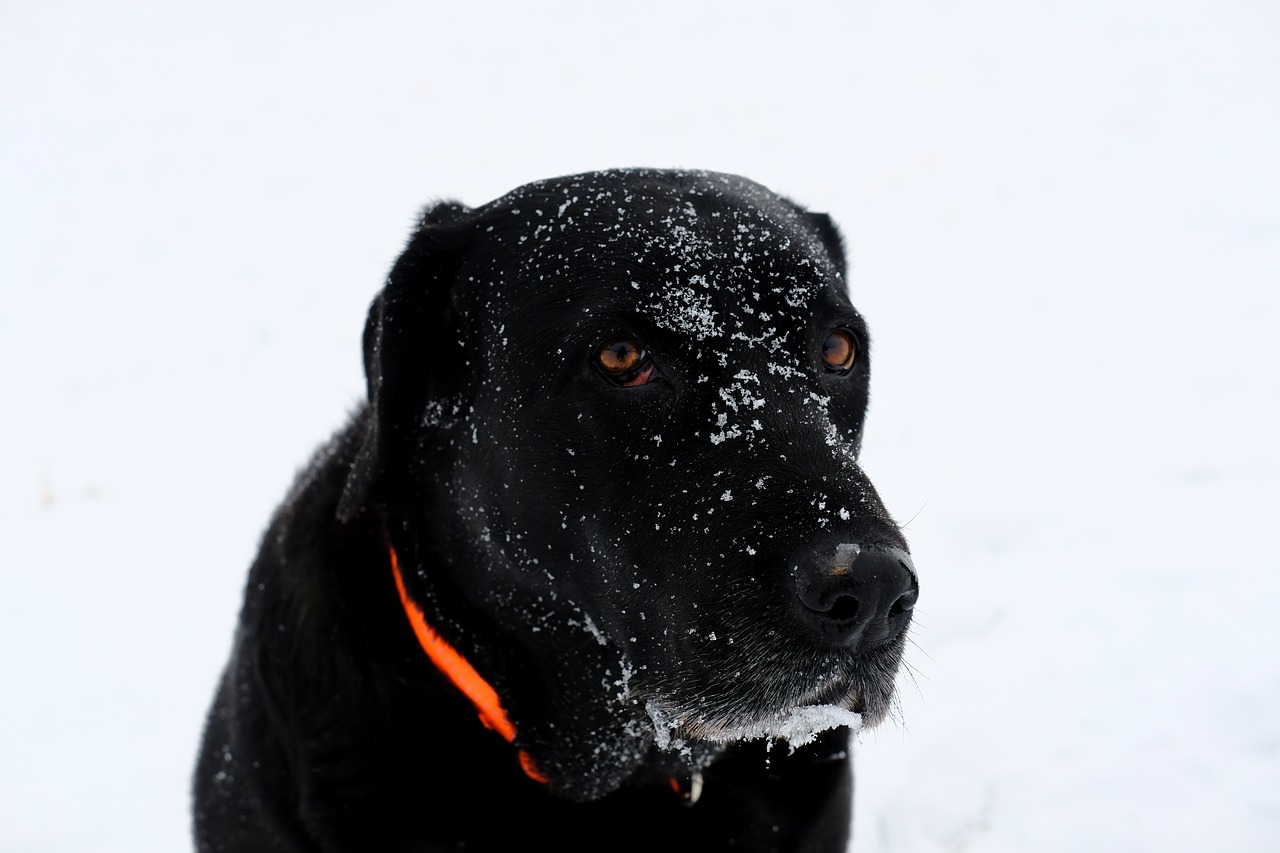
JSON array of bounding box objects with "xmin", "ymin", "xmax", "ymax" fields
[
  {"xmin": 643, "ymin": 695, "xmax": 863, "ymax": 751},
  {"xmin": 630, "ymin": 634, "xmax": 905, "ymax": 752}
]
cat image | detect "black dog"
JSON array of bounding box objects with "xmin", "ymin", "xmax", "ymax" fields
[{"xmin": 193, "ymin": 169, "xmax": 917, "ymax": 852}]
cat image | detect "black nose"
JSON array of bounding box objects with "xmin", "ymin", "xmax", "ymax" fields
[{"xmin": 792, "ymin": 544, "xmax": 918, "ymax": 651}]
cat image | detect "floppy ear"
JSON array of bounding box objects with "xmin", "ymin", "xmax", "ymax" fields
[{"xmin": 337, "ymin": 202, "xmax": 471, "ymax": 522}]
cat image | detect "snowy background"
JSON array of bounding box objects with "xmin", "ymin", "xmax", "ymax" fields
[{"xmin": 3, "ymin": 1, "xmax": 1278, "ymax": 850}]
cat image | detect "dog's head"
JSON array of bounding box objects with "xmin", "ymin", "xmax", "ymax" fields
[{"xmin": 339, "ymin": 169, "xmax": 917, "ymax": 799}]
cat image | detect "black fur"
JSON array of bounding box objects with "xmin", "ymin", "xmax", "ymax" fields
[{"xmin": 194, "ymin": 169, "xmax": 917, "ymax": 852}]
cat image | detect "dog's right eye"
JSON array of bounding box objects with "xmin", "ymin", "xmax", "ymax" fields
[{"xmin": 594, "ymin": 335, "xmax": 655, "ymax": 387}]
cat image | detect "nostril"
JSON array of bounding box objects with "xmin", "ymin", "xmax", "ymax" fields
[
  {"xmin": 889, "ymin": 587, "xmax": 918, "ymax": 618},
  {"xmin": 825, "ymin": 595, "xmax": 860, "ymax": 622}
]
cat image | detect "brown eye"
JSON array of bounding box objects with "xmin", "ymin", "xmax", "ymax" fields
[
  {"xmin": 595, "ymin": 335, "xmax": 655, "ymax": 387},
  {"xmin": 821, "ymin": 329, "xmax": 857, "ymax": 373}
]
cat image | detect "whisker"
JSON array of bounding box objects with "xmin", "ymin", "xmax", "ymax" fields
[
  {"xmin": 896, "ymin": 491, "xmax": 932, "ymax": 530},
  {"xmin": 905, "ymin": 635, "xmax": 938, "ymax": 668}
]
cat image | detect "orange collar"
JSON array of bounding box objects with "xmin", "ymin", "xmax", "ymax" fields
[{"xmin": 389, "ymin": 545, "xmax": 549, "ymax": 784}]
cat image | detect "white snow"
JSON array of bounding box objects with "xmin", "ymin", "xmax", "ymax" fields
[
  {"xmin": 647, "ymin": 699, "xmax": 864, "ymax": 752},
  {"xmin": 653, "ymin": 283, "xmax": 722, "ymax": 339},
  {"xmin": 768, "ymin": 705, "xmax": 864, "ymax": 748},
  {"xmin": 3, "ymin": 2, "xmax": 1279, "ymax": 852}
]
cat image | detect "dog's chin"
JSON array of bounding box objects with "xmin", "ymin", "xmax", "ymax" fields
[{"xmin": 638, "ymin": 650, "xmax": 903, "ymax": 753}]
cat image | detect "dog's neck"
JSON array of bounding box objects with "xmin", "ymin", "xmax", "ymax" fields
[{"xmin": 387, "ymin": 541, "xmax": 706, "ymax": 805}]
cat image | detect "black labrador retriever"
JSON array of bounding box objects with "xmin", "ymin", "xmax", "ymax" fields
[{"xmin": 193, "ymin": 168, "xmax": 917, "ymax": 852}]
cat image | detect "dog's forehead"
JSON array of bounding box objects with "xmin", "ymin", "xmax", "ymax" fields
[{"xmin": 459, "ymin": 170, "xmax": 847, "ymax": 334}]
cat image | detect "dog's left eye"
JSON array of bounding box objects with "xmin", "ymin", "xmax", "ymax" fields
[
  {"xmin": 594, "ymin": 335, "xmax": 656, "ymax": 387},
  {"xmin": 821, "ymin": 328, "xmax": 858, "ymax": 374}
]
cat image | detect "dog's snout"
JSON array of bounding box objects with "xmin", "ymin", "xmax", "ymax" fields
[{"xmin": 792, "ymin": 544, "xmax": 917, "ymax": 651}]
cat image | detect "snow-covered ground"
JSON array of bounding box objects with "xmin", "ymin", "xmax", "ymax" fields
[{"xmin": 3, "ymin": 2, "xmax": 1277, "ymax": 850}]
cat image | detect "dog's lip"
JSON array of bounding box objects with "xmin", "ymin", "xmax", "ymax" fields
[{"xmin": 643, "ymin": 696, "xmax": 863, "ymax": 749}]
